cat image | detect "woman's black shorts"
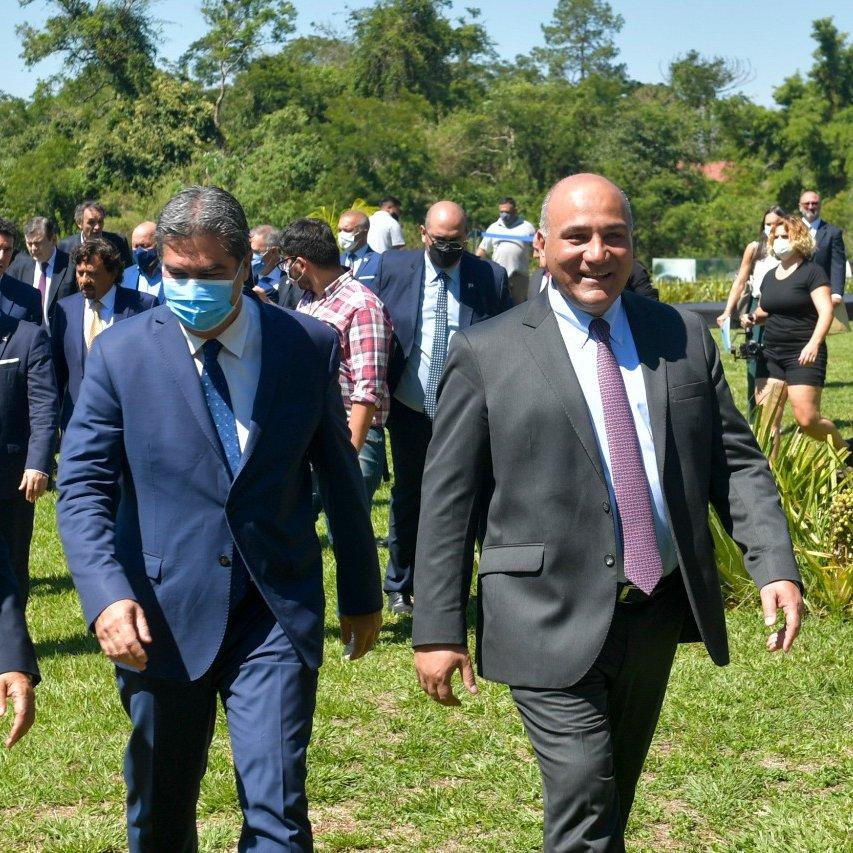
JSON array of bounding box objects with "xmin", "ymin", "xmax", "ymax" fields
[{"xmin": 761, "ymin": 340, "xmax": 827, "ymax": 387}]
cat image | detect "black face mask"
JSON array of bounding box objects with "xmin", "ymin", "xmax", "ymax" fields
[{"xmin": 428, "ymin": 243, "xmax": 464, "ymax": 269}]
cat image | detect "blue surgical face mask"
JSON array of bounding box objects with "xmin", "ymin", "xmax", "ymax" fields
[
  {"xmin": 251, "ymin": 251, "xmax": 265, "ymax": 277},
  {"xmin": 162, "ymin": 262, "xmax": 243, "ymax": 332},
  {"xmin": 133, "ymin": 246, "xmax": 159, "ymax": 274}
]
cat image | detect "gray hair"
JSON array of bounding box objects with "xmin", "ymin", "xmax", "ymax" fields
[
  {"xmin": 250, "ymin": 223, "xmax": 277, "ymax": 248},
  {"xmin": 24, "ymin": 216, "xmax": 57, "ymax": 240},
  {"xmin": 74, "ymin": 200, "xmax": 105, "ymax": 225},
  {"xmin": 157, "ymin": 186, "xmax": 250, "ymax": 261},
  {"xmin": 538, "ymin": 179, "xmax": 634, "ymax": 235}
]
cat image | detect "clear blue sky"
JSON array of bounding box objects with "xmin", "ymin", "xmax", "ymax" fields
[{"xmin": 1, "ymin": 0, "xmax": 850, "ymax": 107}]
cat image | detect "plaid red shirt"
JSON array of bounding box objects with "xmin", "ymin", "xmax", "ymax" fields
[{"xmin": 297, "ymin": 271, "xmax": 393, "ymax": 427}]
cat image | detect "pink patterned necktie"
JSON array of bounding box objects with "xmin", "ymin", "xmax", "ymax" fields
[{"xmin": 589, "ymin": 317, "xmax": 663, "ymax": 594}]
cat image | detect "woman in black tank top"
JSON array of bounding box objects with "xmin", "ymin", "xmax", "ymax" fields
[{"xmin": 743, "ymin": 215, "xmax": 848, "ymax": 455}]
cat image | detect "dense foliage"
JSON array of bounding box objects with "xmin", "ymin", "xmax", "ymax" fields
[{"xmin": 2, "ymin": 0, "xmax": 850, "ymax": 263}]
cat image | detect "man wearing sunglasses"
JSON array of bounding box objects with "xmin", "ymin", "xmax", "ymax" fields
[{"xmin": 367, "ymin": 201, "xmax": 513, "ymax": 614}]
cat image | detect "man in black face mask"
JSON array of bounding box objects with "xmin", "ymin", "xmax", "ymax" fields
[{"xmin": 366, "ymin": 201, "xmax": 513, "ymax": 614}]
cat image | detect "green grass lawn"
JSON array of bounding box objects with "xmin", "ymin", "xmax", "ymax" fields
[{"xmin": 1, "ymin": 333, "xmax": 851, "ymax": 851}]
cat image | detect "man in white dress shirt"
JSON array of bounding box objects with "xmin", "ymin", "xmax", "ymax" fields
[{"xmin": 367, "ymin": 195, "xmax": 406, "ymax": 253}]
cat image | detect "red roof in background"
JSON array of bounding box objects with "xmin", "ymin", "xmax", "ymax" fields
[{"xmin": 675, "ymin": 160, "xmax": 733, "ymax": 182}]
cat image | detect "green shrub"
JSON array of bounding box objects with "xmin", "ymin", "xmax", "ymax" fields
[
  {"xmin": 713, "ymin": 423, "xmax": 852, "ymax": 616},
  {"xmin": 658, "ymin": 277, "xmax": 732, "ymax": 303}
]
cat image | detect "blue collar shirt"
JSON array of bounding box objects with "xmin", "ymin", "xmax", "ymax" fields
[{"xmin": 393, "ymin": 252, "xmax": 462, "ymax": 412}]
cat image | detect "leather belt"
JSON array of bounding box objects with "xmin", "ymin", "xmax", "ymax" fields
[{"xmin": 616, "ymin": 569, "xmax": 680, "ymax": 605}]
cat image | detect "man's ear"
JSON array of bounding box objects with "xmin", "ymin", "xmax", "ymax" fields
[{"xmin": 419, "ymin": 225, "xmax": 428, "ymax": 246}]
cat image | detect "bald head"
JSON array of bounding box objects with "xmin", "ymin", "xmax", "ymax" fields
[
  {"xmin": 424, "ymin": 201, "xmax": 468, "ymax": 236},
  {"xmin": 337, "ymin": 209, "xmax": 370, "ymax": 252},
  {"xmin": 540, "ymin": 174, "xmax": 632, "ymax": 236},
  {"xmin": 131, "ymin": 220, "xmax": 157, "ymax": 250}
]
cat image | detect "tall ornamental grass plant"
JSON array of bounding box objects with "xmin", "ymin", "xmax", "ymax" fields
[{"xmin": 713, "ymin": 420, "xmax": 853, "ymax": 616}]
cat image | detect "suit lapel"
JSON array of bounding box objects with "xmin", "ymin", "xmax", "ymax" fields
[
  {"xmin": 522, "ymin": 293, "xmax": 606, "ymax": 485},
  {"xmin": 622, "ymin": 294, "xmax": 669, "ymax": 483},
  {"xmin": 113, "ymin": 287, "xmax": 132, "ymax": 320},
  {"xmin": 48, "ymin": 252, "xmax": 69, "ymax": 310},
  {"xmin": 0, "ymin": 316, "xmax": 13, "ymax": 361},
  {"xmin": 234, "ymin": 305, "xmax": 288, "ymax": 479},
  {"xmin": 152, "ymin": 309, "xmax": 228, "ymax": 467},
  {"xmin": 70, "ymin": 296, "xmax": 86, "ymax": 370},
  {"xmin": 457, "ymin": 254, "xmax": 476, "ymax": 328},
  {"xmin": 407, "ymin": 254, "xmax": 426, "ymax": 349}
]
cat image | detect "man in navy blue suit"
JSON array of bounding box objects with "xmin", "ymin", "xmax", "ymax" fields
[
  {"xmin": 57, "ymin": 186, "xmax": 382, "ymax": 851},
  {"xmin": 337, "ymin": 210, "xmax": 381, "ymax": 287},
  {"xmin": 52, "ymin": 238, "xmax": 157, "ymax": 431},
  {"xmin": 367, "ymin": 200, "xmax": 513, "ymax": 613},
  {"xmin": 799, "ymin": 190, "xmax": 847, "ymax": 303},
  {"xmin": 0, "ymin": 219, "xmax": 42, "ymax": 325},
  {"xmin": 0, "ymin": 311, "xmax": 59, "ymax": 606},
  {"xmin": 57, "ymin": 199, "xmax": 133, "ymax": 269},
  {"xmin": 7, "ymin": 216, "xmax": 78, "ymax": 328}
]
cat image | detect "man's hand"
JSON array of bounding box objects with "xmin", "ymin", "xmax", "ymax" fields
[
  {"xmin": 18, "ymin": 470, "xmax": 48, "ymax": 503},
  {"xmin": 831, "ymin": 294, "xmax": 842, "ymax": 306},
  {"xmin": 760, "ymin": 581, "xmax": 804, "ymax": 653},
  {"xmin": 339, "ymin": 610, "xmax": 382, "ymax": 661},
  {"xmin": 94, "ymin": 599, "xmax": 152, "ymax": 670},
  {"xmin": 414, "ymin": 644, "xmax": 478, "ymax": 706},
  {"xmin": 0, "ymin": 672, "xmax": 35, "ymax": 748}
]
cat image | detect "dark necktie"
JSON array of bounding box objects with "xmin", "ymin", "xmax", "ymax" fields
[
  {"xmin": 347, "ymin": 252, "xmax": 357, "ymax": 272},
  {"xmin": 200, "ymin": 339, "xmax": 241, "ymax": 475},
  {"xmin": 38, "ymin": 262, "xmax": 48, "ymax": 306},
  {"xmin": 424, "ymin": 272, "xmax": 448, "ymax": 420},
  {"xmin": 199, "ymin": 339, "xmax": 248, "ymax": 603},
  {"xmin": 589, "ymin": 317, "xmax": 663, "ymax": 593}
]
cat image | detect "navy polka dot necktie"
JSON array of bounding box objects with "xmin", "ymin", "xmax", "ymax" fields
[{"xmin": 200, "ymin": 339, "xmax": 241, "ymax": 476}]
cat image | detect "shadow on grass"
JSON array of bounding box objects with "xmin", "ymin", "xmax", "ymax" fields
[
  {"xmin": 323, "ymin": 595, "xmax": 480, "ymax": 646},
  {"xmin": 30, "ymin": 574, "xmax": 76, "ymax": 596},
  {"xmin": 34, "ymin": 633, "xmax": 99, "ymax": 658},
  {"xmin": 825, "ymin": 380, "xmax": 852, "ymax": 389}
]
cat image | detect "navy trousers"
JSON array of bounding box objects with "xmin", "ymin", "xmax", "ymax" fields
[
  {"xmin": 0, "ymin": 492, "xmax": 35, "ymax": 606},
  {"xmin": 116, "ymin": 586, "xmax": 318, "ymax": 852}
]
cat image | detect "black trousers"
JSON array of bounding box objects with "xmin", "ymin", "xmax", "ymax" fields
[
  {"xmin": 0, "ymin": 491, "xmax": 35, "ymax": 606},
  {"xmin": 511, "ymin": 573, "xmax": 688, "ymax": 852},
  {"xmin": 384, "ymin": 398, "xmax": 432, "ymax": 594}
]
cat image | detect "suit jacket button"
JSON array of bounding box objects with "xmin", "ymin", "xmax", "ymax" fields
[
  {"xmin": 604, "ymin": 554, "xmax": 615, "ymax": 567},
  {"xmin": 602, "ymin": 501, "xmax": 611, "ymax": 514},
  {"xmin": 218, "ymin": 555, "xmax": 232, "ymax": 567}
]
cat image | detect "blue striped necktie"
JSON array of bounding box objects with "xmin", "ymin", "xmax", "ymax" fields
[{"xmin": 424, "ymin": 272, "xmax": 448, "ymax": 420}]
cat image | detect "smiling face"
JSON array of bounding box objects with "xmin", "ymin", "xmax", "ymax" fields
[{"xmin": 535, "ymin": 175, "xmax": 633, "ymax": 316}]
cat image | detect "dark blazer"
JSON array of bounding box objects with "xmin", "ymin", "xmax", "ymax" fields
[
  {"xmin": 0, "ymin": 274, "xmax": 42, "ymax": 325},
  {"xmin": 0, "ymin": 553, "xmax": 39, "ymax": 682},
  {"xmin": 59, "ymin": 231, "xmax": 132, "ymax": 269},
  {"xmin": 0, "ymin": 314, "xmax": 59, "ymax": 497},
  {"xmin": 51, "ymin": 287, "xmax": 157, "ymax": 430},
  {"xmin": 342, "ymin": 248, "xmax": 381, "ymax": 288},
  {"xmin": 412, "ymin": 289, "xmax": 800, "ymax": 688},
  {"xmin": 527, "ymin": 268, "xmax": 547, "ymax": 301},
  {"xmin": 7, "ymin": 248, "xmax": 78, "ymax": 326},
  {"xmin": 57, "ymin": 302, "xmax": 382, "ymax": 681},
  {"xmin": 367, "ymin": 249, "xmax": 513, "ymax": 389},
  {"xmin": 275, "ymin": 278, "xmax": 303, "ymax": 310},
  {"xmin": 811, "ymin": 220, "xmax": 847, "ymax": 297}
]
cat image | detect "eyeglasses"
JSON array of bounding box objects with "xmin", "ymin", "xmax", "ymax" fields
[
  {"xmin": 425, "ymin": 232, "xmax": 464, "ymax": 252},
  {"xmin": 801, "ymin": 202, "xmax": 820, "ymax": 207}
]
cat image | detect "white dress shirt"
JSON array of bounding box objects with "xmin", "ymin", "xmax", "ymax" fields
[
  {"xmin": 548, "ymin": 284, "xmax": 677, "ymax": 582},
  {"xmin": 31, "ymin": 248, "xmax": 57, "ymax": 323},
  {"xmin": 394, "ymin": 252, "xmax": 462, "ymax": 412},
  {"xmin": 178, "ymin": 295, "xmax": 261, "ymax": 453},
  {"xmin": 84, "ymin": 285, "xmax": 118, "ymax": 336}
]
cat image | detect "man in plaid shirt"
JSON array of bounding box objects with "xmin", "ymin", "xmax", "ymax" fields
[{"xmin": 280, "ymin": 219, "xmax": 393, "ymax": 507}]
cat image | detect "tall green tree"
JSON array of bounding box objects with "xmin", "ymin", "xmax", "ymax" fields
[
  {"xmin": 531, "ymin": 0, "xmax": 625, "ymax": 81},
  {"xmin": 348, "ymin": 0, "xmax": 493, "ymax": 108},
  {"xmin": 808, "ymin": 17, "xmax": 852, "ymax": 112},
  {"xmin": 16, "ymin": 0, "xmax": 158, "ymax": 97},
  {"xmin": 181, "ymin": 0, "xmax": 296, "ymax": 131}
]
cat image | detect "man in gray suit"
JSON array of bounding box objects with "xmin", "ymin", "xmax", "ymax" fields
[{"xmin": 412, "ymin": 174, "xmax": 803, "ymax": 851}]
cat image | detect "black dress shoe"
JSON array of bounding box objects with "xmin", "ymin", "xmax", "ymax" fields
[{"xmin": 387, "ymin": 592, "xmax": 413, "ymax": 615}]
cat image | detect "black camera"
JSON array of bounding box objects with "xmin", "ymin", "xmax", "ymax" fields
[{"xmin": 734, "ymin": 340, "xmax": 764, "ymax": 360}]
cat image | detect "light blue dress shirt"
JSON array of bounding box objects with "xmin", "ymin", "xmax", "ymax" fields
[
  {"xmin": 548, "ymin": 284, "xmax": 677, "ymax": 582},
  {"xmin": 394, "ymin": 252, "xmax": 462, "ymax": 412},
  {"xmin": 138, "ymin": 267, "xmax": 163, "ymax": 303},
  {"xmin": 345, "ymin": 244, "xmax": 372, "ymax": 278}
]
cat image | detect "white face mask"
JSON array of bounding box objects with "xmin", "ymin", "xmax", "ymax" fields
[
  {"xmin": 773, "ymin": 238, "xmax": 793, "ymax": 258},
  {"xmin": 337, "ymin": 230, "xmax": 358, "ymax": 252},
  {"xmin": 763, "ymin": 225, "xmax": 773, "ymax": 237}
]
